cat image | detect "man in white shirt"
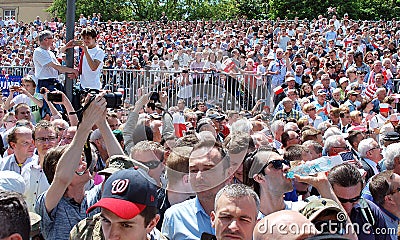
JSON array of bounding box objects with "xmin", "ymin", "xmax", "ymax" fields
[
  {"xmin": 174, "ymin": 45, "xmax": 190, "ymax": 67},
  {"xmin": 370, "ymin": 103, "xmax": 390, "ymax": 136},
  {"xmin": 33, "ymin": 30, "xmax": 78, "ymax": 92},
  {"xmin": 22, "ymin": 120, "xmax": 58, "ymax": 211},
  {"xmin": 61, "ymin": 27, "xmax": 105, "ymax": 91}
]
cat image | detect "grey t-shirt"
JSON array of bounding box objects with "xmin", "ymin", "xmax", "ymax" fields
[{"xmin": 35, "ymin": 184, "xmax": 101, "ymax": 239}]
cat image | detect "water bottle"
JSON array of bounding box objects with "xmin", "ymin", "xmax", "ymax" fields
[{"xmin": 286, "ymin": 155, "xmax": 343, "ymax": 179}]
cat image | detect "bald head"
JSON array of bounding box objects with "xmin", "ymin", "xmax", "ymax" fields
[{"xmin": 253, "ymin": 210, "xmax": 317, "ymax": 240}]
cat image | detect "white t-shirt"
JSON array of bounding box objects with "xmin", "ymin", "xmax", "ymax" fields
[
  {"xmin": 80, "ymin": 46, "xmax": 105, "ymax": 90},
  {"xmin": 369, "ymin": 114, "xmax": 388, "ymax": 130},
  {"xmin": 33, "ymin": 47, "xmax": 59, "ymax": 83}
]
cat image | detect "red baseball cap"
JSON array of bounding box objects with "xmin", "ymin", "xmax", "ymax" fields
[{"xmin": 87, "ymin": 168, "xmax": 157, "ymax": 219}]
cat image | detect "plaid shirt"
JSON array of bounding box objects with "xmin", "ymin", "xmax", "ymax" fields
[{"xmin": 273, "ymin": 109, "xmax": 302, "ymax": 121}]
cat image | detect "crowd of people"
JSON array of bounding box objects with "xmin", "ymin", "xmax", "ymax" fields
[{"xmin": 1, "ymin": 11, "xmax": 400, "ymax": 240}]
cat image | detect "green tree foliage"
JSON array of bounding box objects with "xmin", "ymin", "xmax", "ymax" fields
[
  {"xmin": 48, "ymin": 0, "xmax": 400, "ymax": 21},
  {"xmin": 47, "ymin": 0, "xmax": 132, "ymax": 22},
  {"xmin": 269, "ymin": 0, "xmax": 400, "ymax": 20}
]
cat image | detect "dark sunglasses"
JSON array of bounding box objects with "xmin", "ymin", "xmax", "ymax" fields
[
  {"xmin": 337, "ymin": 195, "xmax": 361, "ymax": 203},
  {"xmin": 259, "ymin": 159, "xmax": 291, "ymax": 175},
  {"xmin": 139, "ymin": 160, "xmax": 162, "ymax": 169}
]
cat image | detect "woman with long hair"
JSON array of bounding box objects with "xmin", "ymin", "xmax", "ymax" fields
[{"xmin": 299, "ymin": 83, "xmax": 313, "ymax": 98}]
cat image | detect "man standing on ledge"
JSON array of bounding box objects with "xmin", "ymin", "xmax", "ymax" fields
[{"xmin": 33, "ymin": 30, "xmax": 78, "ymax": 92}]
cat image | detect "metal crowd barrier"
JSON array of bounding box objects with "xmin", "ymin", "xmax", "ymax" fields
[
  {"xmin": 101, "ymin": 69, "xmax": 272, "ymax": 111},
  {"xmin": 0, "ymin": 66, "xmax": 272, "ymax": 111}
]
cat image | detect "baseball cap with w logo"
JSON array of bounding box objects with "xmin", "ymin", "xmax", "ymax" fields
[{"xmin": 87, "ymin": 168, "xmax": 157, "ymax": 219}]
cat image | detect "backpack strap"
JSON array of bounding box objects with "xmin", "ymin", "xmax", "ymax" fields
[{"xmin": 359, "ymin": 198, "xmax": 376, "ymax": 226}]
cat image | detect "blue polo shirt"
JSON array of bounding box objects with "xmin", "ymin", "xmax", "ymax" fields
[
  {"xmin": 378, "ymin": 205, "xmax": 399, "ymax": 240},
  {"xmin": 161, "ymin": 196, "xmax": 215, "ymax": 240}
]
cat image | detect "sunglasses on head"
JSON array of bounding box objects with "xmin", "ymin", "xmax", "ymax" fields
[
  {"xmin": 337, "ymin": 195, "xmax": 361, "ymax": 203},
  {"xmin": 139, "ymin": 160, "xmax": 162, "ymax": 169},
  {"xmin": 259, "ymin": 159, "xmax": 291, "ymax": 175}
]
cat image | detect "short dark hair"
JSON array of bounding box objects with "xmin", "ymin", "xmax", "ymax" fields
[
  {"xmin": 0, "ymin": 191, "xmax": 30, "ymax": 240},
  {"xmin": 354, "ymin": 51, "xmax": 363, "ymax": 58},
  {"xmin": 147, "ymin": 102, "xmax": 156, "ymax": 111},
  {"xmin": 369, "ymin": 171, "xmax": 394, "ymax": 205},
  {"xmin": 339, "ymin": 109, "xmax": 350, "ymax": 118},
  {"xmin": 15, "ymin": 103, "xmax": 30, "ymax": 115},
  {"xmin": 347, "ymin": 131, "xmax": 362, "ymax": 147},
  {"xmin": 140, "ymin": 206, "xmax": 157, "ymax": 227},
  {"xmin": 7, "ymin": 126, "xmax": 31, "ymax": 147},
  {"xmin": 166, "ymin": 146, "xmax": 191, "ymax": 185},
  {"xmin": 328, "ymin": 163, "xmax": 364, "ymax": 189},
  {"xmin": 81, "ymin": 27, "xmax": 98, "ymax": 38},
  {"xmin": 33, "ymin": 120, "xmax": 55, "ymax": 139},
  {"xmin": 191, "ymin": 136, "xmax": 230, "ymax": 172},
  {"xmin": 243, "ymin": 147, "xmax": 279, "ymax": 196},
  {"xmin": 43, "ymin": 145, "xmax": 68, "ymax": 184},
  {"xmin": 284, "ymin": 144, "xmax": 308, "ymax": 161}
]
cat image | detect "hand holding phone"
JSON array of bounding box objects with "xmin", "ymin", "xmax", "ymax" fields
[
  {"xmin": 47, "ymin": 92, "xmax": 63, "ymax": 102},
  {"xmin": 74, "ymin": 40, "xmax": 84, "ymax": 46}
]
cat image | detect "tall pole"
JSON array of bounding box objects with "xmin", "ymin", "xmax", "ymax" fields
[{"xmin": 65, "ymin": 0, "xmax": 76, "ymax": 108}]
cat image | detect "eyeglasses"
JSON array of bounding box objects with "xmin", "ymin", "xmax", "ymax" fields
[
  {"xmin": 332, "ymin": 146, "xmax": 349, "ymax": 151},
  {"xmin": 308, "ymin": 108, "xmax": 316, "ymax": 111},
  {"xmin": 138, "ymin": 160, "xmax": 162, "ymax": 169},
  {"xmin": 337, "ymin": 195, "xmax": 361, "ymax": 203},
  {"xmin": 259, "ymin": 159, "xmax": 291, "ymax": 175},
  {"xmin": 35, "ymin": 136, "xmax": 58, "ymax": 143},
  {"xmin": 368, "ymin": 146, "xmax": 380, "ymax": 152}
]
